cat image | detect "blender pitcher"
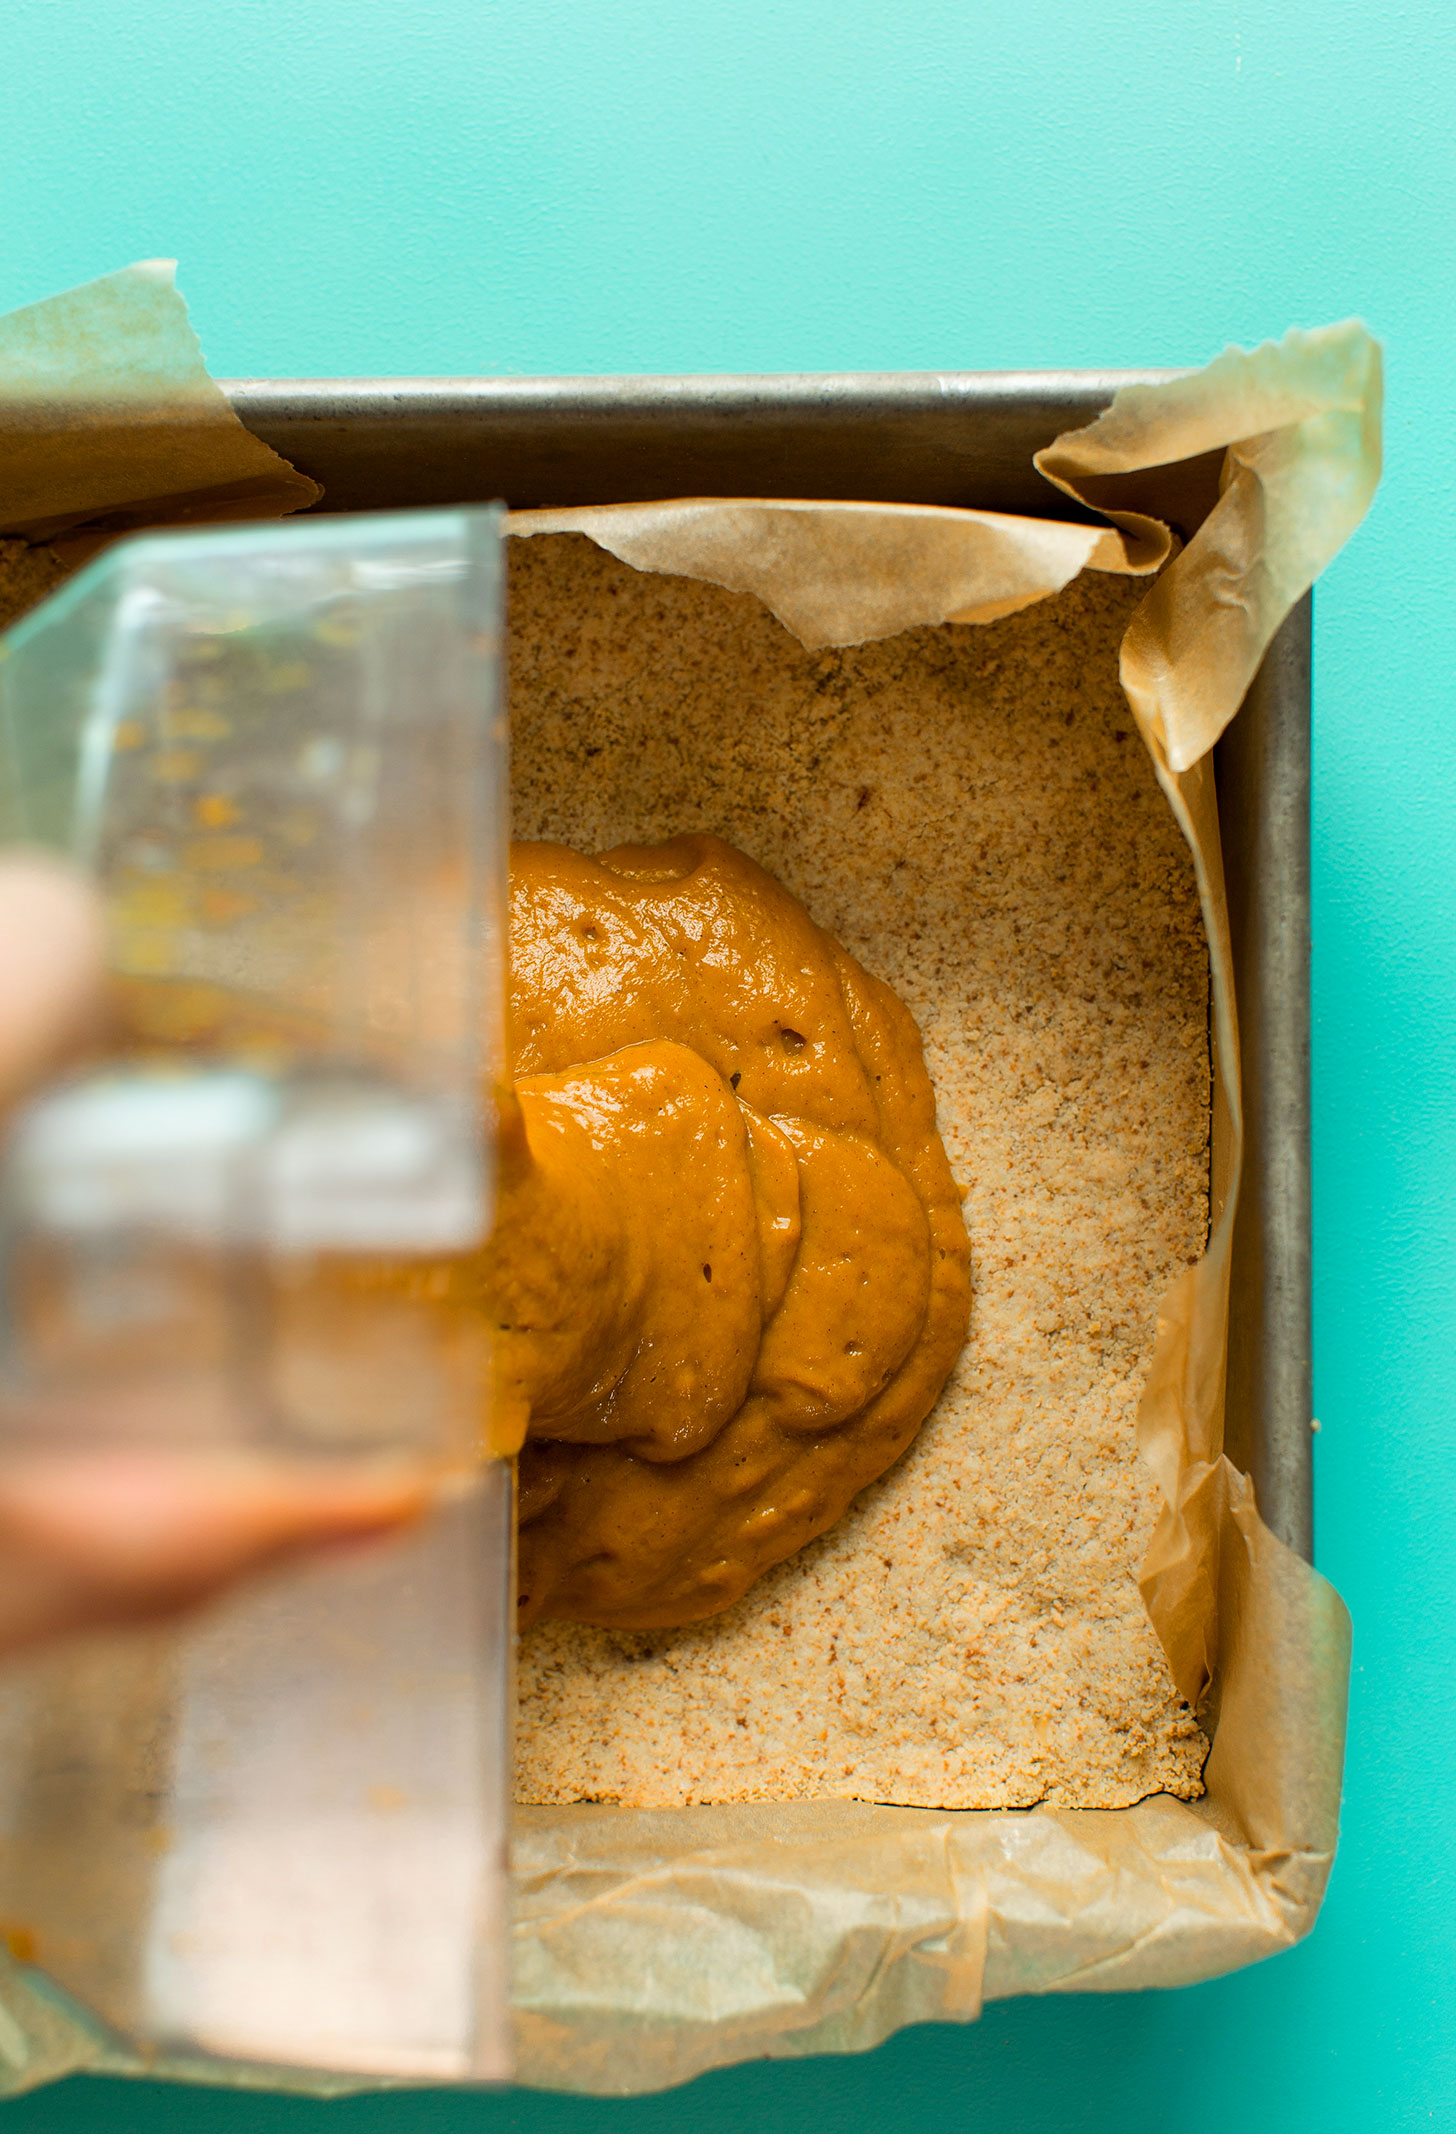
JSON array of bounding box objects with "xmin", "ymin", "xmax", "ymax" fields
[{"xmin": 0, "ymin": 509, "xmax": 513, "ymax": 2082}]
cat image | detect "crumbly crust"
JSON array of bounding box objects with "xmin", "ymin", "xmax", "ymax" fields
[
  {"xmin": 0, "ymin": 541, "xmax": 68, "ymax": 635},
  {"xmin": 509, "ymin": 535, "xmax": 1209, "ymax": 1810}
]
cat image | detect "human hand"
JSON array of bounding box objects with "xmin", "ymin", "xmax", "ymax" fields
[{"xmin": 0, "ymin": 854, "xmax": 429, "ymax": 1656}]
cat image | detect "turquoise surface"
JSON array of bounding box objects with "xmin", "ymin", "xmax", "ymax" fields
[{"xmin": 3, "ymin": 2, "xmax": 1454, "ymax": 2127}]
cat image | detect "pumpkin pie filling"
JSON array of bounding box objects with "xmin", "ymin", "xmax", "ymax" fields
[{"xmin": 484, "ymin": 834, "xmax": 971, "ymax": 1629}]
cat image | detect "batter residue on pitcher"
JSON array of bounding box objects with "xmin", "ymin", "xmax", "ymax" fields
[{"xmin": 485, "ymin": 834, "xmax": 971, "ymax": 1630}]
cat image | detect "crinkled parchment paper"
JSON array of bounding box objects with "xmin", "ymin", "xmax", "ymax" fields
[
  {"xmin": 0, "ymin": 272, "xmax": 1378, "ymax": 2096},
  {"xmin": 0, "ymin": 259, "xmax": 317, "ymax": 547}
]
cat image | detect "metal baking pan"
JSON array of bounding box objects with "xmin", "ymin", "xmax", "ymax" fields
[{"xmin": 224, "ymin": 371, "xmax": 1313, "ymax": 1566}]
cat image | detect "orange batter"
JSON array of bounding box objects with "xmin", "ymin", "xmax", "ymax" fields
[{"xmin": 488, "ymin": 835, "xmax": 971, "ymax": 1630}]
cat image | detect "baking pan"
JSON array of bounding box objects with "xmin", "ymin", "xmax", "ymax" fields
[{"xmin": 224, "ymin": 371, "xmax": 1313, "ymax": 1565}]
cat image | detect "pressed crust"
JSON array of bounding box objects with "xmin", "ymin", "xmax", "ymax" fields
[{"xmin": 509, "ymin": 535, "xmax": 1209, "ymax": 1812}]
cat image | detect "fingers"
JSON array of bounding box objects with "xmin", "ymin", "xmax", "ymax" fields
[
  {"xmin": 0, "ymin": 855, "xmax": 107, "ymax": 1107},
  {"xmin": 0, "ymin": 1452, "xmax": 433, "ymax": 1656},
  {"xmin": 0, "ymin": 859, "xmax": 444, "ymax": 1658}
]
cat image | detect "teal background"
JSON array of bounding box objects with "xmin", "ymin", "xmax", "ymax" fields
[{"xmin": 3, "ymin": 0, "xmax": 1454, "ymax": 2127}]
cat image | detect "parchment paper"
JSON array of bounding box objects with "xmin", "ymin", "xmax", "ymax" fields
[
  {"xmin": 0, "ymin": 277, "xmax": 1379, "ymax": 2097},
  {"xmin": 0, "ymin": 259, "xmax": 318, "ymax": 546}
]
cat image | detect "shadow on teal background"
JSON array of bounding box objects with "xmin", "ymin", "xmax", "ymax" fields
[{"xmin": 4, "ymin": 2, "xmax": 1454, "ymax": 2127}]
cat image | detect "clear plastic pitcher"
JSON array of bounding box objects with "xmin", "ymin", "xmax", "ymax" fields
[{"xmin": 0, "ymin": 510, "xmax": 513, "ymax": 2082}]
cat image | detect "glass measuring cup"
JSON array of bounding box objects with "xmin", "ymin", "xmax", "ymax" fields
[{"xmin": 0, "ymin": 510, "xmax": 513, "ymax": 2081}]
